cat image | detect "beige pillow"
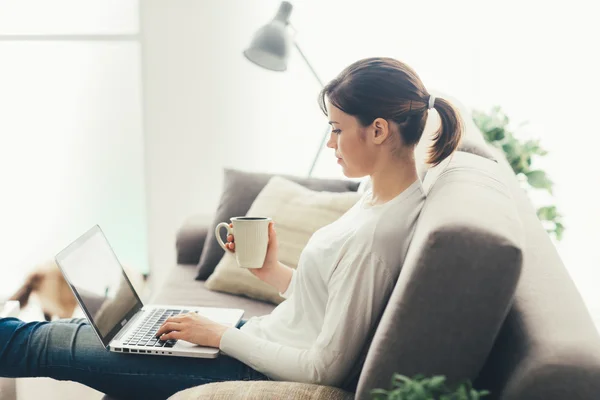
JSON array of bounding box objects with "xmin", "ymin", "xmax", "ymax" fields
[{"xmin": 204, "ymin": 176, "xmax": 361, "ymax": 304}]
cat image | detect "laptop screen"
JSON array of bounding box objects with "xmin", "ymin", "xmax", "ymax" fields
[{"xmin": 55, "ymin": 225, "xmax": 143, "ymax": 348}]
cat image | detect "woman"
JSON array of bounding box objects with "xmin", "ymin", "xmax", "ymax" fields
[{"xmin": 0, "ymin": 57, "xmax": 463, "ymax": 399}]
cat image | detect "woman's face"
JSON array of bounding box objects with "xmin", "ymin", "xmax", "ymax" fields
[{"xmin": 325, "ymin": 101, "xmax": 377, "ymax": 178}]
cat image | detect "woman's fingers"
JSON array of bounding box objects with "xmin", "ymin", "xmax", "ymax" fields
[
  {"xmin": 226, "ymin": 234, "xmax": 235, "ymax": 251},
  {"xmin": 168, "ymin": 312, "xmax": 194, "ymax": 319},
  {"xmin": 155, "ymin": 322, "xmax": 180, "ymax": 338},
  {"xmin": 227, "ymin": 224, "xmax": 235, "ymax": 252},
  {"xmin": 160, "ymin": 331, "xmax": 183, "ymax": 341}
]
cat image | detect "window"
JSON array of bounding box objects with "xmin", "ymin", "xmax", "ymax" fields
[{"xmin": 0, "ymin": 1, "xmax": 148, "ymax": 298}]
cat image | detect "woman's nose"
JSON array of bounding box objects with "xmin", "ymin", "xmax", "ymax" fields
[{"xmin": 326, "ymin": 131, "xmax": 336, "ymax": 148}]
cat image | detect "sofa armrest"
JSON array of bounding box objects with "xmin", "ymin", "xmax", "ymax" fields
[
  {"xmin": 168, "ymin": 381, "xmax": 354, "ymax": 400},
  {"xmin": 176, "ymin": 214, "xmax": 212, "ymax": 265},
  {"xmin": 356, "ymin": 152, "xmax": 524, "ymax": 398}
]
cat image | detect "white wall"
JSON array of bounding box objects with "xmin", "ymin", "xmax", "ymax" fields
[
  {"xmin": 141, "ymin": 0, "xmax": 600, "ymax": 324},
  {"xmin": 141, "ymin": 0, "xmax": 346, "ymax": 288},
  {"xmin": 0, "ymin": 41, "xmax": 148, "ymax": 298},
  {"xmin": 0, "ymin": 1, "xmax": 148, "ymax": 303}
]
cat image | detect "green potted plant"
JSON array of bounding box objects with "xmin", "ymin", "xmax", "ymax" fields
[
  {"xmin": 370, "ymin": 374, "xmax": 489, "ymax": 400},
  {"xmin": 472, "ymin": 106, "xmax": 564, "ymax": 240}
]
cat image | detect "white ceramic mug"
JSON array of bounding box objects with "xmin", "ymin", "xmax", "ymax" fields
[{"xmin": 215, "ymin": 216, "xmax": 272, "ymax": 269}]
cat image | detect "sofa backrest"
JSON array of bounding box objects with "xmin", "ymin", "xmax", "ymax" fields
[
  {"xmin": 355, "ymin": 150, "xmax": 524, "ymax": 399},
  {"xmin": 473, "ymin": 148, "xmax": 600, "ymax": 400}
]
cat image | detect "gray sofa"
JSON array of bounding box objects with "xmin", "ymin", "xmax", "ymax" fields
[
  {"xmin": 97, "ymin": 107, "xmax": 600, "ymax": 399},
  {"xmin": 137, "ymin": 133, "xmax": 600, "ymax": 399},
  {"xmin": 172, "ymin": 162, "xmax": 600, "ymax": 398}
]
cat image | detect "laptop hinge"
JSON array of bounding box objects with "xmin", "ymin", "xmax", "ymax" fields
[{"xmin": 112, "ymin": 308, "xmax": 145, "ymax": 342}]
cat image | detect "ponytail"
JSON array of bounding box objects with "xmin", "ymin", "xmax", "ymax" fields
[{"xmin": 427, "ymin": 97, "xmax": 464, "ymax": 166}]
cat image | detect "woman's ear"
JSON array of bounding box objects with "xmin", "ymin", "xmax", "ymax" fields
[{"xmin": 372, "ymin": 118, "xmax": 391, "ymax": 143}]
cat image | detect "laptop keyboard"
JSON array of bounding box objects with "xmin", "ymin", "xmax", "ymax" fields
[{"xmin": 122, "ymin": 308, "xmax": 190, "ymax": 348}]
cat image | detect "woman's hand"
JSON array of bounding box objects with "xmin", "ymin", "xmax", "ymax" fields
[
  {"xmin": 226, "ymin": 221, "xmax": 280, "ymax": 281},
  {"xmin": 154, "ymin": 312, "xmax": 229, "ymax": 348}
]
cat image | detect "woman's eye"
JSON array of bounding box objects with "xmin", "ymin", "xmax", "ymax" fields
[{"xmin": 332, "ymin": 129, "xmax": 341, "ymax": 135}]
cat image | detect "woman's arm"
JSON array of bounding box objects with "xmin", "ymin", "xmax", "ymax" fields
[
  {"xmin": 229, "ymin": 221, "xmax": 295, "ymax": 297},
  {"xmin": 156, "ymin": 261, "xmax": 297, "ymax": 348},
  {"xmin": 257, "ymin": 261, "xmax": 295, "ymax": 297}
]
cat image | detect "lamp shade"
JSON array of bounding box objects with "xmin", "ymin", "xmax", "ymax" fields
[{"xmin": 243, "ymin": 1, "xmax": 294, "ymax": 72}]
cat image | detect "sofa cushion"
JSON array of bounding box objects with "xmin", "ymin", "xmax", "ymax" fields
[
  {"xmin": 176, "ymin": 215, "xmax": 211, "ymax": 265},
  {"xmin": 355, "ymin": 151, "xmax": 524, "ymax": 399},
  {"xmin": 204, "ymin": 176, "xmax": 361, "ymax": 304},
  {"xmin": 196, "ymin": 168, "xmax": 360, "ymax": 280},
  {"xmin": 151, "ymin": 264, "xmax": 275, "ymax": 319},
  {"xmin": 168, "ymin": 381, "xmax": 354, "ymax": 400}
]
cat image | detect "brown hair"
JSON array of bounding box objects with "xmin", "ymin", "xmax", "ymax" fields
[{"xmin": 318, "ymin": 57, "xmax": 463, "ymax": 166}]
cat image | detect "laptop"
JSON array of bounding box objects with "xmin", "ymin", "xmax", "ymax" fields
[{"xmin": 55, "ymin": 224, "xmax": 244, "ymax": 358}]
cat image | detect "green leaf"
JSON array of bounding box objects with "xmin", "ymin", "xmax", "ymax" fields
[
  {"xmin": 411, "ymin": 381, "xmax": 427, "ymax": 398},
  {"xmin": 457, "ymin": 384, "xmax": 469, "ymax": 400},
  {"xmin": 555, "ymin": 222, "xmax": 566, "ymax": 240},
  {"xmin": 523, "ymin": 139, "xmax": 547, "ymax": 156},
  {"xmin": 371, "ymin": 374, "xmax": 492, "ymax": 400},
  {"xmin": 537, "ymin": 206, "xmax": 557, "ymax": 220},
  {"xmin": 370, "ymin": 391, "xmax": 387, "ymax": 400},
  {"xmin": 516, "ymin": 154, "xmax": 531, "ymax": 174},
  {"xmin": 371, "ymin": 389, "xmax": 389, "ymax": 395},
  {"xmin": 502, "ymin": 139, "xmax": 519, "ymax": 156},
  {"xmin": 428, "ymin": 375, "xmax": 446, "ymax": 390},
  {"xmin": 370, "ymin": 389, "xmax": 390, "ymax": 400},
  {"xmin": 489, "ymin": 127, "xmax": 505, "ymax": 141},
  {"xmin": 525, "ymin": 170, "xmax": 553, "ymax": 192},
  {"xmin": 392, "ymin": 374, "xmax": 411, "ymax": 387}
]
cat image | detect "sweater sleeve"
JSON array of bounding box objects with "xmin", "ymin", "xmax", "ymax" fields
[
  {"xmin": 278, "ymin": 268, "xmax": 296, "ymax": 299},
  {"xmin": 219, "ymin": 251, "xmax": 394, "ymax": 387}
]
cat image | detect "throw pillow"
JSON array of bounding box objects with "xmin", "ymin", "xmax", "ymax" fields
[
  {"xmin": 195, "ymin": 168, "xmax": 359, "ymax": 280},
  {"xmin": 204, "ymin": 176, "xmax": 362, "ymax": 304}
]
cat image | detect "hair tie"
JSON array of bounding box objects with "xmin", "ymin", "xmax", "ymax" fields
[{"xmin": 428, "ymin": 95, "xmax": 436, "ymax": 110}]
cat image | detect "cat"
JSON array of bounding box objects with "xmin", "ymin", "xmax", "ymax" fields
[{"xmin": 9, "ymin": 260, "xmax": 146, "ymax": 321}]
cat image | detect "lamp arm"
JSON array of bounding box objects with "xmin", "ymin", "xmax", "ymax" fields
[{"xmin": 293, "ymin": 41, "xmax": 325, "ymax": 88}]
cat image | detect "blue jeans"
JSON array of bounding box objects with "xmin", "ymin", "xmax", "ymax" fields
[{"xmin": 0, "ymin": 317, "xmax": 269, "ymax": 399}]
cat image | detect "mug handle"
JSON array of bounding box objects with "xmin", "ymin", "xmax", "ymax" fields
[{"xmin": 215, "ymin": 222, "xmax": 233, "ymax": 251}]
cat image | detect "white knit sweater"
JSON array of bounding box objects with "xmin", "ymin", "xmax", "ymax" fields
[{"xmin": 219, "ymin": 179, "xmax": 426, "ymax": 388}]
